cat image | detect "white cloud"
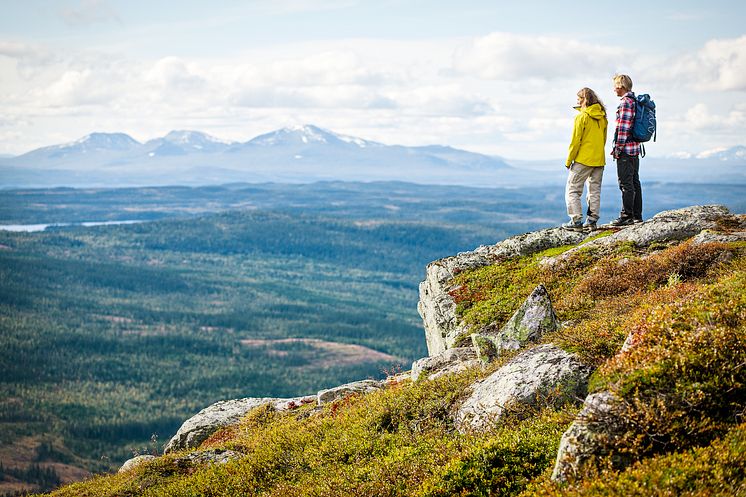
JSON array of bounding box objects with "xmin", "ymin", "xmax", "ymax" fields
[
  {"xmin": 683, "ymin": 103, "xmax": 746, "ymax": 130},
  {"xmin": 265, "ymin": 50, "xmax": 391, "ymax": 86},
  {"xmin": 451, "ymin": 32, "xmax": 620, "ymax": 80},
  {"xmin": 43, "ymin": 69, "xmax": 111, "ymax": 105},
  {"xmin": 385, "ymin": 85, "xmax": 493, "ymax": 116},
  {"xmin": 664, "ymin": 35, "xmax": 746, "ymax": 91},
  {"xmin": 145, "ymin": 57, "xmax": 207, "ymax": 93}
]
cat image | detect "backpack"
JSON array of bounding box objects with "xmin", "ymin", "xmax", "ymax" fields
[{"xmin": 629, "ymin": 93, "xmax": 656, "ymax": 143}]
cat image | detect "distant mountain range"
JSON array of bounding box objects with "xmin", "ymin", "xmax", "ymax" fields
[
  {"xmin": 669, "ymin": 145, "xmax": 746, "ymax": 161},
  {"xmin": 1, "ymin": 125, "xmax": 744, "ymax": 188}
]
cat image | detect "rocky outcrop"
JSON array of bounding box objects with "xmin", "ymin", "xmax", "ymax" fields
[
  {"xmin": 410, "ymin": 347, "xmax": 481, "ymax": 381},
  {"xmin": 456, "ymin": 344, "xmax": 592, "ymax": 433},
  {"xmin": 419, "ymin": 206, "xmax": 739, "ymax": 358},
  {"xmin": 418, "ymin": 228, "xmax": 591, "ymax": 356},
  {"xmin": 551, "ymin": 391, "xmax": 629, "ymax": 482},
  {"xmin": 546, "ymin": 205, "xmax": 736, "ymax": 267},
  {"xmin": 164, "ymin": 396, "xmax": 315, "ymax": 453},
  {"xmin": 471, "ymin": 285, "xmax": 559, "ymax": 360},
  {"xmin": 119, "ymin": 454, "xmax": 156, "ymax": 473},
  {"xmin": 317, "ymin": 379, "xmax": 384, "ymax": 404}
]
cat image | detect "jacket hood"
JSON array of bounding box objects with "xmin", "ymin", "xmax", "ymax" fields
[{"xmin": 575, "ymin": 103, "xmax": 606, "ymax": 121}]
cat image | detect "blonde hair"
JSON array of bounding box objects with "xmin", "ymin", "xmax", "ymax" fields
[
  {"xmin": 577, "ymin": 87, "xmax": 606, "ymax": 115},
  {"xmin": 613, "ymin": 74, "xmax": 633, "ymax": 92}
]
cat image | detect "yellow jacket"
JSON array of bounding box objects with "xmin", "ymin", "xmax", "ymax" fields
[{"xmin": 566, "ymin": 103, "xmax": 608, "ymax": 167}]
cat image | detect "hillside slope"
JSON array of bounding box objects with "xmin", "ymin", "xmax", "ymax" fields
[{"xmin": 38, "ymin": 205, "xmax": 746, "ymax": 497}]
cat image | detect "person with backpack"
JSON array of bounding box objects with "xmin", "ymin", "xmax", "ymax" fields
[
  {"xmin": 610, "ymin": 74, "xmax": 643, "ymax": 226},
  {"xmin": 562, "ymin": 87, "xmax": 608, "ymax": 231}
]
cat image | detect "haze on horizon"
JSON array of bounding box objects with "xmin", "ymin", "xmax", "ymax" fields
[{"xmin": 1, "ymin": 0, "xmax": 745, "ymax": 160}]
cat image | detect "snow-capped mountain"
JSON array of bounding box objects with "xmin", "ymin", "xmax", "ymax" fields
[
  {"xmin": 245, "ymin": 125, "xmax": 378, "ymax": 149},
  {"xmin": 144, "ymin": 130, "xmax": 236, "ymax": 157},
  {"xmin": 696, "ymin": 145, "xmax": 746, "ymax": 161},
  {"xmin": 3, "ymin": 126, "xmax": 744, "ymax": 188},
  {"xmin": 18, "ymin": 132, "xmax": 142, "ymax": 163}
]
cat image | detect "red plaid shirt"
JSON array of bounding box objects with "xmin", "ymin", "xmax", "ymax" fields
[{"xmin": 612, "ymin": 92, "xmax": 640, "ymax": 158}]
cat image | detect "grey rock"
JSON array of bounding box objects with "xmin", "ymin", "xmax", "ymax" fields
[
  {"xmin": 317, "ymin": 379, "xmax": 384, "ymax": 404},
  {"xmin": 547, "ymin": 205, "xmax": 733, "ymax": 266},
  {"xmin": 691, "ymin": 229, "xmax": 746, "ymax": 245},
  {"xmin": 118, "ymin": 454, "xmax": 156, "ymax": 473},
  {"xmin": 490, "ymin": 284, "xmax": 559, "ymax": 353},
  {"xmin": 164, "ymin": 395, "xmax": 314, "ymax": 453},
  {"xmin": 411, "ymin": 347, "xmax": 480, "ymax": 381},
  {"xmin": 418, "ymin": 228, "xmax": 590, "ymax": 356},
  {"xmin": 273, "ymin": 396, "xmax": 317, "ymax": 411},
  {"xmin": 608, "ymin": 205, "xmax": 729, "ymax": 246},
  {"xmin": 456, "ymin": 344, "xmax": 592, "ymax": 433},
  {"xmin": 165, "ymin": 397, "xmax": 274, "ymax": 453},
  {"xmin": 476, "ymin": 227, "xmax": 590, "ymax": 261},
  {"xmin": 418, "ymin": 252, "xmax": 492, "ymax": 356},
  {"xmin": 551, "ymin": 391, "xmax": 629, "ymax": 482}
]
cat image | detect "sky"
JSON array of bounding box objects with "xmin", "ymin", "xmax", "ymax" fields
[{"xmin": 1, "ymin": 0, "xmax": 745, "ymax": 159}]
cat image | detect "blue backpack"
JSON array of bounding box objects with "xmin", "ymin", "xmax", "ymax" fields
[{"xmin": 629, "ymin": 93, "xmax": 656, "ymax": 143}]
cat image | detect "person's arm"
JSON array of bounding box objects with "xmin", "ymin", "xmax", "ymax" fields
[
  {"xmin": 613, "ymin": 96, "xmax": 634, "ymax": 157},
  {"xmin": 566, "ymin": 114, "xmax": 584, "ymax": 167}
]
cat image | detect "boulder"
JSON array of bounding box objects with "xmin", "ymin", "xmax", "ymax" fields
[
  {"xmin": 119, "ymin": 454, "xmax": 156, "ymax": 473},
  {"xmin": 164, "ymin": 395, "xmax": 314, "ymax": 453},
  {"xmin": 317, "ymin": 379, "xmax": 384, "ymax": 405},
  {"xmin": 551, "ymin": 391, "xmax": 629, "ymax": 482},
  {"xmin": 411, "ymin": 347, "xmax": 481, "ymax": 381},
  {"xmin": 456, "ymin": 344, "xmax": 592, "ymax": 433},
  {"xmin": 476, "ymin": 285, "xmax": 559, "ymax": 356},
  {"xmin": 418, "ymin": 228, "xmax": 590, "ymax": 356}
]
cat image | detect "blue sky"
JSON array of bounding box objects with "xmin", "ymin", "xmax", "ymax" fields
[{"xmin": 1, "ymin": 0, "xmax": 745, "ymax": 159}]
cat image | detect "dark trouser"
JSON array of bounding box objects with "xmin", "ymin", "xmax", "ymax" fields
[{"xmin": 616, "ymin": 154, "xmax": 642, "ymax": 220}]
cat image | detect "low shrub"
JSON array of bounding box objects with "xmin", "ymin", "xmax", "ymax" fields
[
  {"xmin": 572, "ymin": 241, "xmax": 733, "ymax": 299},
  {"xmin": 419, "ymin": 409, "xmax": 572, "ymax": 497},
  {"xmin": 593, "ymin": 256, "xmax": 746, "ymax": 456},
  {"xmin": 522, "ymin": 422, "xmax": 746, "ymax": 497}
]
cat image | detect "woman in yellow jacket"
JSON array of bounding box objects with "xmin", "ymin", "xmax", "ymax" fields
[{"xmin": 563, "ymin": 87, "xmax": 608, "ymax": 231}]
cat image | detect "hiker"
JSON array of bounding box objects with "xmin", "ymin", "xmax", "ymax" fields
[
  {"xmin": 563, "ymin": 87, "xmax": 608, "ymax": 231},
  {"xmin": 610, "ymin": 74, "xmax": 642, "ymax": 226}
]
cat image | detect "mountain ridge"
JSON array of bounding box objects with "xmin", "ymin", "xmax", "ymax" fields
[
  {"xmin": 2, "ymin": 126, "xmax": 745, "ymax": 188},
  {"xmin": 0, "ymin": 125, "xmax": 515, "ymax": 187}
]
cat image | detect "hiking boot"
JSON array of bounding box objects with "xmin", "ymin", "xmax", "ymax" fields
[
  {"xmin": 583, "ymin": 220, "xmax": 597, "ymax": 231},
  {"xmin": 609, "ymin": 217, "xmax": 634, "ymax": 227},
  {"xmin": 562, "ymin": 220, "xmax": 583, "ymax": 231}
]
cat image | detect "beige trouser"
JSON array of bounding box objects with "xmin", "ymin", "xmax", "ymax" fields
[{"xmin": 565, "ymin": 162, "xmax": 604, "ymax": 223}]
